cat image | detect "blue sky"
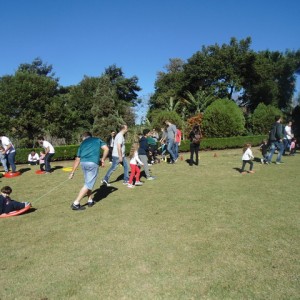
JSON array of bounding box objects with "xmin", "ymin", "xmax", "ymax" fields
[{"xmin": 1, "ymin": 0, "xmax": 299, "ymax": 119}]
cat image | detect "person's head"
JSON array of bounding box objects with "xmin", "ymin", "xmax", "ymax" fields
[
  {"xmin": 82, "ymin": 132, "xmax": 92, "ymax": 140},
  {"xmin": 165, "ymin": 120, "xmax": 171, "ymax": 126},
  {"xmin": 243, "ymin": 143, "xmax": 251, "ymax": 152},
  {"xmin": 1, "ymin": 186, "xmax": 12, "ymax": 197},
  {"xmin": 288, "ymin": 121, "xmax": 292, "ymax": 126},
  {"xmin": 262, "ymin": 139, "xmax": 267, "ymax": 144},
  {"xmin": 193, "ymin": 124, "xmax": 200, "ymax": 132},
  {"xmin": 129, "ymin": 142, "xmax": 140, "ymax": 158},
  {"xmin": 30, "ymin": 150, "xmax": 36, "ymax": 156},
  {"xmin": 111, "ymin": 131, "xmax": 116, "ymax": 136},
  {"xmin": 119, "ymin": 124, "xmax": 128, "ymax": 133},
  {"xmin": 275, "ymin": 115, "xmax": 282, "ymax": 123},
  {"xmin": 143, "ymin": 129, "xmax": 150, "ymax": 136}
]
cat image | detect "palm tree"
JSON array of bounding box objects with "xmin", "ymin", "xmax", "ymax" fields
[{"xmin": 184, "ymin": 90, "xmax": 215, "ymax": 114}]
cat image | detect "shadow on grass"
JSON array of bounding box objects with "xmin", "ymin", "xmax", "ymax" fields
[
  {"xmin": 53, "ymin": 166, "xmax": 64, "ymax": 170},
  {"xmin": 19, "ymin": 167, "xmax": 31, "ymax": 174},
  {"xmin": 110, "ymin": 174, "xmax": 126, "ymax": 183},
  {"xmin": 233, "ymin": 167, "xmax": 242, "ymax": 173},
  {"xmin": 92, "ymin": 185, "xmax": 118, "ymax": 203},
  {"xmin": 22, "ymin": 207, "xmax": 37, "ymax": 215}
]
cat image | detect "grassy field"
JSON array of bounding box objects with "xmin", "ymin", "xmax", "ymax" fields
[{"xmin": 0, "ymin": 148, "xmax": 299, "ymax": 300}]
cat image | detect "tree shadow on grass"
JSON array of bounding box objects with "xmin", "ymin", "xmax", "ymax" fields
[{"xmin": 92, "ymin": 185, "xmax": 118, "ymax": 203}]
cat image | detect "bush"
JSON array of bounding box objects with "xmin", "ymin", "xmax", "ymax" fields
[
  {"xmin": 251, "ymin": 103, "xmax": 282, "ymax": 134},
  {"xmin": 178, "ymin": 135, "xmax": 267, "ymax": 151},
  {"xmin": 202, "ymin": 99, "xmax": 245, "ymax": 137},
  {"xmin": 151, "ymin": 110, "xmax": 183, "ymax": 130}
]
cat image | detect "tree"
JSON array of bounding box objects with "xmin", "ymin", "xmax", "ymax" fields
[
  {"xmin": 104, "ymin": 64, "xmax": 141, "ymax": 104},
  {"xmin": 202, "ymin": 99, "xmax": 245, "ymax": 137},
  {"xmin": 150, "ymin": 111, "xmax": 183, "ymax": 132},
  {"xmin": 0, "ymin": 69, "xmax": 59, "ymax": 147}
]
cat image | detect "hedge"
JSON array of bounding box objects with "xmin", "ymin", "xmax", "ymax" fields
[{"xmin": 12, "ymin": 135, "xmax": 267, "ymax": 165}]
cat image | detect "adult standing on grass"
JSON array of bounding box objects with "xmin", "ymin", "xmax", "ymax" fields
[
  {"xmin": 267, "ymin": 115, "xmax": 284, "ymax": 164},
  {"xmin": 106, "ymin": 130, "xmax": 116, "ymax": 163},
  {"xmin": 0, "ymin": 134, "xmax": 17, "ymax": 173},
  {"xmin": 102, "ymin": 124, "xmax": 129, "ymax": 186},
  {"xmin": 69, "ymin": 131, "xmax": 109, "ymax": 210},
  {"xmin": 283, "ymin": 121, "xmax": 293, "ymax": 155},
  {"xmin": 138, "ymin": 129, "xmax": 155, "ymax": 180},
  {"xmin": 165, "ymin": 120, "xmax": 177, "ymax": 164},
  {"xmin": 188, "ymin": 125, "xmax": 202, "ymax": 166},
  {"xmin": 37, "ymin": 137, "xmax": 55, "ymax": 174}
]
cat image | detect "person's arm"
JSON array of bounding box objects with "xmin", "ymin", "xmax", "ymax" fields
[
  {"xmin": 69, "ymin": 157, "xmax": 80, "ymax": 179},
  {"xmin": 4, "ymin": 143, "xmax": 12, "ymax": 154},
  {"xmin": 117, "ymin": 142, "xmax": 123, "ymax": 162},
  {"xmin": 100, "ymin": 145, "xmax": 109, "ymax": 167}
]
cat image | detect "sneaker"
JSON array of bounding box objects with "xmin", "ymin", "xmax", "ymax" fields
[
  {"xmin": 275, "ymin": 162, "xmax": 282, "ymax": 165},
  {"xmin": 71, "ymin": 203, "xmax": 86, "ymax": 210},
  {"xmin": 147, "ymin": 176, "xmax": 155, "ymax": 180},
  {"xmin": 260, "ymin": 158, "xmax": 264, "ymax": 164},
  {"xmin": 45, "ymin": 172, "xmax": 51, "ymax": 175},
  {"xmin": 23, "ymin": 202, "xmax": 31, "ymax": 207},
  {"xmin": 101, "ymin": 179, "xmax": 111, "ymax": 187},
  {"xmin": 135, "ymin": 181, "xmax": 143, "ymax": 186},
  {"xmin": 127, "ymin": 184, "xmax": 134, "ymax": 188},
  {"xmin": 123, "ymin": 181, "xmax": 129, "ymax": 185},
  {"xmin": 87, "ymin": 200, "xmax": 95, "ymax": 207}
]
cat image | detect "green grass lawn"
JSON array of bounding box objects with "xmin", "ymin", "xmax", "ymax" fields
[{"xmin": 0, "ymin": 148, "xmax": 299, "ymax": 299}]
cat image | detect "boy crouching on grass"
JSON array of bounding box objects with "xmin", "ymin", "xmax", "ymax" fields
[{"xmin": 0, "ymin": 186, "xmax": 31, "ymax": 215}]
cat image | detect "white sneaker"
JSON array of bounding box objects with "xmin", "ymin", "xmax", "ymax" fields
[
  {"xmin": 101, "ymin": 179, "xmax": 111, "ymax": 187},
  {"xmin": 135, "ymin": 181, "xmax": 143, "ymax": 186},
  {"xmin": 147, "ymin": 176, "xmax": 155, "ymax": 180},
  {"xmin": 127, "ymin": 184, "xmax": 134, "ymax": 188}
]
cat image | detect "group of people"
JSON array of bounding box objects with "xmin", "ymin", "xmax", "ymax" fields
[
  {"xmin": 240, "ymin": 116, "xmax": 297, "ymax": 174},
  {"xmin": 0, "ymin": 135, "xmax": 56, "ymax": 174},
  {"xmin": 69, "ymin": 121, "xmax": 204, "ymax": 211}
]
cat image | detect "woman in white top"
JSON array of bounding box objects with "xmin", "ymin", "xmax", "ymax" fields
[
  {"xmin": 241, "ymin": 143, "xmax": 255, "ymax": 174},
  {"xmin": 28, "ymin": 150, "xmax": 40, "ymax": 165}
]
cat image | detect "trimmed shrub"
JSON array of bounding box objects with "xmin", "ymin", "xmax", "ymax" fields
[
  {"xmin": 202, "ymin": 99, "xmax": 245, "ymax": 137},
  {"xmin": 178, "ymin": 135, "xmax": 267, "ymax": 152},
  {"xmin": 251, "ymin": 103, "xmax": 282, "ymax": 134}
]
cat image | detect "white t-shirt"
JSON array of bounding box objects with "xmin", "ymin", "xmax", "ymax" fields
[
  {"xmin": 28, "ymin": 153, "xmax": 40, "ymax": 162},
  {"xmin": 42, "ymin": 141, "xmax": 55, "ymax": 154},
  {"xmin": 130, "ymin": 151, "xmax": 143, "ymax": 165},
  {"xmin": 1, "ymin": 136, "xmax": 15, "ymax": 153},
  {"xmin": 112, "ymin": 132, "xmax": 125, "ymax": 157},
  {"xmin": 284, "ymin": 125, "xmax": 293, "ymax": 140},
  {"xmin": 242, "ymin": 148, "xmax": 254, "ymax": 161}
]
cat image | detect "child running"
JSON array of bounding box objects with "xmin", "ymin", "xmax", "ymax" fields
[
  {"xmin": 241, "ymin": 143, "xmax": 255, "ymax": 174},
  {"xmin": 259, "ymin": 139, "xmax": 269, "ymax": 164},
  {"xmin": 128, "ymin": 142, "xmax": 144, "ymax": 188},
  {"xmin": 0, "ymin": 186, "xmax": 31, "ymax": 215}
]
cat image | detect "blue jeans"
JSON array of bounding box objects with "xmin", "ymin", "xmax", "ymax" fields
[
  {"xmin": 174, "ymin": 142, "xmax": 179, "ymax": 160},
  {"xmin": 103, "ymin": 156, "xmax": 129, "ymax": 182},
  {"xmin": 268, "ymin": 141, "xmax": 284, "ymax": 163},
  {"xmin": 0, "ymin": 154, "xmax": 8, "ymax": 172},
  {"xmin": 6, "ymin": 152, "xmax": 16, "ymax": 172},
  {"xmin": 167, "ymin": 139, "xmax": 176, "ymax": 161},
  {"xmin": 81, "ymin": 162, "xmax": 99, "ymax": 190},
  {"xmin": 45, "ymin": 153, "xmax": 54, "ymax": 172}
]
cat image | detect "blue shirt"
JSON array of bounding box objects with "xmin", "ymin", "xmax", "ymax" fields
[{"xmin": 77, "ymin": 137, "xmax": 106, "ymax": 165}]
